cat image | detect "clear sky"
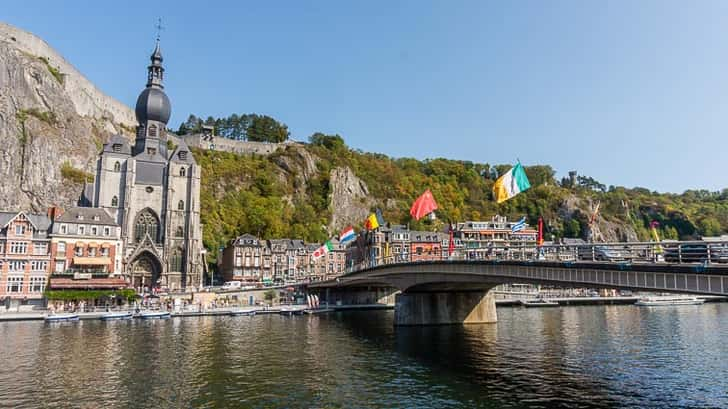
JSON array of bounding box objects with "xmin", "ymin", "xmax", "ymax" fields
[{"xmin": 5, "ymin": 1, "xmax": 728, "ymax": 193}]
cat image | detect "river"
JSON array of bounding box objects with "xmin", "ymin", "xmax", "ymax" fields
[{"xmin": 1, "ymin": 304, "xmax": 726, "ymax": 408}]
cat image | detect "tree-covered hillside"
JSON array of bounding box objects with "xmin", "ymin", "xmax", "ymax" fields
[{"xmin": 192, "ymin": 132, "xmax": 728, "ymax": 263}]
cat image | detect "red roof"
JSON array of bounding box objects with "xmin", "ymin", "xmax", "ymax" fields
[{"xmin": 49, "ymin": 278, "xmax": 129, "ymax": 290}]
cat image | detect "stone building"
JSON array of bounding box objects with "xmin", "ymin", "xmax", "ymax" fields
[
  {"xmin": 89, "ymin": 40, "xmax": 203, "ymax": 291},
  {"xmin": 0, "ymin": 211, "xmax": 51, "ymax": 308}
]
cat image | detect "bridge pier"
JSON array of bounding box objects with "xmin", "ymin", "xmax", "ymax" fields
[{"xmin": 394, "ymin": 290, "xmax": 497, "ymax": 326}]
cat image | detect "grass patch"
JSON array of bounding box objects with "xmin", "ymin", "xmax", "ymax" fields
[
  {"xmin": 38, "ymin": 56, "xmax": 64, "ymax": 84},
  {"xmin": 60, "ymin": 161, "xmax": 93, "ymax": 184},
  {"xmin": 45, "ymin": 289, "xmax": 136, "ymax": 302},
  {"xmin": 17, "ymin": 108, "xmax": 57, "ymax": 125}
]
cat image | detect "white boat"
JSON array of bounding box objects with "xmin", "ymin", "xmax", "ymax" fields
[
  {"xmin": 100, "ymin": 311, "xmax": 133, "ymax": 320},
  {"xmin": 45, "ymin": 313, "xmax": 79, "ymax": 322},
  {"xmin": 230, "ymin": 309, "xmax": 256, "ymax": 316},
  {"xmin": 635, "ymin": 296, "xmax": 705, "ymax": 306},
  {"xmin": 138, "ymin": 310, "xmax": 171, "ymax": 319},
  {"xmin": 521, "ymin": 298, "xmax": 560, "ymax": 308}
]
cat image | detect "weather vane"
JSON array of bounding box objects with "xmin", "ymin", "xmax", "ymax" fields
[{"xmin": 155, "ymin": 18, "xmax": 164, "ymax": 41}]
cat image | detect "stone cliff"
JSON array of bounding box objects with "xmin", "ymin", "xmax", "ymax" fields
[{"xmin": 0, "ymin": 22, "xmax": 135, "ymax": 212}]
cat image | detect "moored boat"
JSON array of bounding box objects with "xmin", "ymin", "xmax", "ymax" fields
[
  {"xmin": 230, "ymin": 309, "xmax": 256, "ymax": 316},
  {"xmin": 521, "ymin": 298, "xmax": 560, "ymax": 308},
  {"xmin": 45, "ymin": 313, "xmax": 79, "ymax": 322},
  {"xmin": 635, "ymin": 296, "xmax": 705, "ymax": 306},
  {"xmin": 100, "ymin": 311, "xmax": 133, "ymax": 321},
  {"xmin": 138, "ymin": 310, "xmax": 171, "ymax": 319}
]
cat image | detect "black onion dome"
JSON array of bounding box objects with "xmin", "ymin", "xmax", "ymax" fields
[{"xmin": 135, "ymin": 87, "xmax": 171, "ymax": 124}]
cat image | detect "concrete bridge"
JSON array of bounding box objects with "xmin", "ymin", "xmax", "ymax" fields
[{"xmin": 309, "ymin": 242, "xmax": 728, "ymax": 325}]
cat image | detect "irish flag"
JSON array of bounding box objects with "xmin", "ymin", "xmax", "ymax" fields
[
  {"xmin": 493, "ymin": 162, "xmax": 531, "ymax": 203},
  {"xmin": 312, "ymin": 240, "xmax": 333, "ymax": 260},
  {"xmin": 339, "ymin": 226, "xmax": 355, "ymax": 244}
]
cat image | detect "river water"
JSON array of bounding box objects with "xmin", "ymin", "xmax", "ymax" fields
[{"xmin": 1, "ymin": 304, "xmax": 726, "ymax": 409}]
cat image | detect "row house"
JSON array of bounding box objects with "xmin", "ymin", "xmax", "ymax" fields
[
  {"xmin": 409, "ymin": 231, "xmax": 448, "ymax": 262},
  {"xmin": 0, "ymin": 211, "xmax": 52, "ymax": 308},
  {"xmin": 46, "ymin": 207, "xmax": 127, "ymax": 294},
  {"xmin": 454, "ymin": 215, "xmax": 538, "ymax": 260},
  {"xmin": 220, "ymin": 234, "xmax": 348, "ymax": 284}
]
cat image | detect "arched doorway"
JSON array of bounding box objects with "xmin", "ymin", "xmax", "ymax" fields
[{"xmin": 130, "ymin": 252, "xmax": 162, "ymax": 293}]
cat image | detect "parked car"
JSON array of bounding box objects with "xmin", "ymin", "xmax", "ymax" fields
[
  {"xmin": 577, "ymin": 245, "xmax": 626, "ymax": 261},
  {"xmin": 221, "ymin": 281, "xmax": 243, "ymax": 290},
  {"xmin": 663, "ymin": 242, "xmax": 708, "ymax": 263}
]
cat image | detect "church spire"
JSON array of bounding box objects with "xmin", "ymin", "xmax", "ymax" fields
[{"xmin": 146, "ymin": 40, "xmax": 164, "ymax": 88}]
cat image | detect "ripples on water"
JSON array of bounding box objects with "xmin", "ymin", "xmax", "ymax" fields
[{"xmin": 0, "ymin": 304, "xmax": 726, "ymax": 409}]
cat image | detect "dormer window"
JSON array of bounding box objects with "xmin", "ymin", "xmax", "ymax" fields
[
  {"xmin": 112, "ymin": 144, "xmax": 122, "ymax": 153},
  {"xmin": 149, "ymin": 125, "xmax": 157, "ymax": 137},
  {"xmin": 76, "ymin": 215, "xmax": 84, "ymax": 220},
  {"xmin": 93, "ymin": 215, "xmax": 100, "ymax": 221},
  {"xmin": 178, "ymin": 151, "xmax": 188, "ymax": 161},
  {"xmin": 147, "ymin": 147, "xmax": 156, "ymax": 155}
]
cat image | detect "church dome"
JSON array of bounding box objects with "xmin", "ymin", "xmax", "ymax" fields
[{"xmin": 135, "ymin": 87, "xmax": 171, "ymax": 124}]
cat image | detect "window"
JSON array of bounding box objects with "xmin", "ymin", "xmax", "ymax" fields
[
  {"xmin": 100, "ymin": 247, "xmax": 109, "ymax": 257},
  {"xmin": 114, "ymin": 161, "xmax": 120, "ymax": 172},
  {"xmin": 76, "ymin": 214, "xmax": 84, "ymax": 220},
  {"xmin": 30, "ymin": 260, "xmax": 47, "ymax": 272},
  {"xmin": 170, "ymin": 248, "xmax": 183, "ymax": 272},
  {"xmin": 30, "ymin": 276, "xmax": 45, "ymax": 293},
  {"xmin": 88, "ymin": 247, "xmax": 97, "ymax": 257},
  {"xmin": 149, "ymin": 125, "xmax": 157, "ymax": 137},
  {"xmin": 93, "ymin": 215, "xmax": 100, "ymax": 221},
  {"xmin": 78, "ymin": 226, "xmax": 85, "ymax": 235},
  {"xmin": 75, "ymin": 246, "xmax": 83, "ymax": 257},
  {"xmin": 55, "ymin": 261, "xmax": 65, "ymax": 273},
  {"xmin": 112, "ymin": 144, "xmax": 122, "ymax": 153},
  {"xmin": 15, "ymin": 225, "xmax": 26, "ymax": 235},
  {"xmin": 104, "ymin": 227, "xmax": 110, "ymax": 236},
  {"xmin": 175, "ymin": 226, "xmax": 184, "ymax": 237},
  {"xmin": 147, "ymin": 147, "xmax": 156, "ymax": 155},
  {"xmin": 245, "ymin": 255, "xmax": 251, "ymax": 267},
  {"xmin": 178, "ymin": 200, "xmax": 184, "ymax": 211},
  {"xmin": 33, "ymin": 242, "xmax": 47, "ymax": 255},
  {"xmin": 60, "ymin": 224, "xmax": 67, "ymax": 234},
  {"xmin": 91, "ymin": 227, "xmax": 98, "ymax": 235},
  {"xmin": 10, "ymin": 242, "xmax": 28, "ymax": 254},
  {"xmin": 179, "ymin": 167, "xmax": 186, "ymax": 177},
  {"xmin": 178, "ymin": 151, "xmax": 188, "ymax": 161},
  {"xmin": 134, "ymin": 209, "xmax": 160, "ymax": 243},
  {"xmin": 9, "ymin": 261, "xmax": 26, "ymax": 272},
  {"xmin": 111, "ymin": 196, "xmax": 118, "ymax": 207},
  {"xmin": 57, "ymin": 242, "xmax": 66, "ymax": 253},
  {"xmin": 254, "ymin": 256, "xmax": 260, "ymax": 267},
  {"xmin": 6, "ymin": 276, "xmax": 23, "ymax": 293},
  {"xmin": 235, "ymin": 255, "xmax": 242, "ymax": 267}
]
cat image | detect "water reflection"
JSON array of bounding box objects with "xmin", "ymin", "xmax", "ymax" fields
[{"xmin": 0, "ymin": 304, "xmax": 726, "ymax": 408}]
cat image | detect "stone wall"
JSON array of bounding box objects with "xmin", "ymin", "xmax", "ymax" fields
[{"xmin": 175, "ymin": 134, "xmax": 293, "ymax": 156}]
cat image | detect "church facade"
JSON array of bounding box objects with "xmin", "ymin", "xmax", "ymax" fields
[{"xmin": 91, "ymin": 41, "xmax": 203, "ymax": 291}]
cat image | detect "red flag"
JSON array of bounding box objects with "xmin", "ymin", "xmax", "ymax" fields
[{"xmin": 410, "ymin": 189, "xmax": 438, "ymax": 221}]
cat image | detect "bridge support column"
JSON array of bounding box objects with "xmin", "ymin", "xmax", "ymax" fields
[{"xmin": 394, "ymin": 290, "xmax": 497, "ymax": 326}]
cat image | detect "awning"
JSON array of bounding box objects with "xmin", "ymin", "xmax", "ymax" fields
[
  {"xmin": 87, "ymin": 242, "xmax": 98, "ymax": 247},
  {"xmin": 49, "ymin": 277, "xmax": 129, "ymax": 290},
  {"xmin": 101, "ymin": 243, "xmax": 111, "ymax": 248},
  {"xmin": 73, "ymin": 257, "xmax": 111, "ymax": 265}
]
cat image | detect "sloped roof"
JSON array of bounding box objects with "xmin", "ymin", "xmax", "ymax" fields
[
  {"xmin": 102, "ymin": 134, "xmax": 132, "ymax": 155},
  {"xmin": 0, "ymin": 211, "xmax": 51, "ymax": 230},
  {"xmin": 54, "ymin": 207, "xmax": 117, "ymax": 226}
]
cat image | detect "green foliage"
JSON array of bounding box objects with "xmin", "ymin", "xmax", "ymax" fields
[
  {"xmin": 17, "ymin": 108, "xmax": 57, "ymax": 125},
  {"xmin": 45, "ymin": 289, "xmax": 136, "ymax": 301},
  {"xmin": 263, "ymin": 289, "xmax": 276, "ymax": 302},
  {"xmin": 60, "ymin": 161, "xmax": 93, "ymax": 184},
  {"xmin": 167, "ymin": 139, "xmax": 177, "ymax": 151},
  {"xmin": 38, "ymin": 56, "xmax": 64, "ymax": 84},
  {"xmin": 178, "ymin": 113, "xmax": 289, "ymax": 142},
  {"xmin": 193, "ymin": 134, "xmax": 728, "ymax": 264}
]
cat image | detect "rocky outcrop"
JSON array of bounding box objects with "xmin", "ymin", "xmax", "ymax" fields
[
  {"xmin": 559, "ymin": 194, "xmax": 638, "ymax": 242},
  {"xmin": 0, "ymin": 22, "xmax": 134, "ymax": 212},
  {"xmin": 328, "ymin": 166, "xmax": 374, "ymax": 231}
]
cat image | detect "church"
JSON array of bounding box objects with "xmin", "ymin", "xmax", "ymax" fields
[{"xmin": 89, "ymin": 40, "xmax": 203, "ymax": 291}]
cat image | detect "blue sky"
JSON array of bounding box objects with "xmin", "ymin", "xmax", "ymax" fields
[{"xmin": 5, "ymin": 1, "xmax": 728, "ymax": 193}]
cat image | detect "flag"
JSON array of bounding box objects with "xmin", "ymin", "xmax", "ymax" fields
[
  {"xmin": 339, "ymin": 226, "xmax": 355, "ymax": 244},
  {"xmin": 511, "ymin": 216, "xmax": 526, "ymax": 233},
  {"xmin": 448, "ymin": 223, "xmax": 455, "ymax": 257},
  {"xmin": 312, "ymin": 240, "xmax": 333, "ymax": 260},
  {"xmin": 375, "ymin": 208, "xmax": 386, "ymax": 226},
  {"xmin": 364, "ymin": 213, "xmax": 379, "ymax": 230},
  {"xmin": 410, "ymin": 189, "xmax": 439, "ymax": 221},
  {"xmin": 493, "ymin": 162, "xmax": 531, "ymax": 204}
]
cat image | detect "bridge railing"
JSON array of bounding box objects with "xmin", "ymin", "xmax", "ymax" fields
[{"xmin": 344, "ymin": 240, "xmax": 728, "ymax": 275}]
